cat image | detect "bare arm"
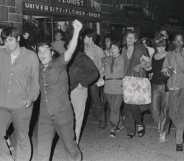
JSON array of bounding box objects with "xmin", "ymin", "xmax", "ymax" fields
[{"xmin": 64, "ymin": 20, "xmax": 83, "ymax": 62}]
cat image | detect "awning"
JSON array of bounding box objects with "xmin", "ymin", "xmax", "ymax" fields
[{"xmin": 23, "ymin": 0, "xmax": 101, "ymax": 21}]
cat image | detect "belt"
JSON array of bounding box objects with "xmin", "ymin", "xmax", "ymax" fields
[{"xmin": 105, "ymin": 78, "xmax": 123, "ymax": 81}]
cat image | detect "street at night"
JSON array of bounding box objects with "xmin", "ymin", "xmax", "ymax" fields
[
  {"xmin": 1, "ymin": 1, "xmax": 184, "ymax": 161},
  {"xmin": 52, "ymin": 115, "xmax": 184, "ymax": 161}
]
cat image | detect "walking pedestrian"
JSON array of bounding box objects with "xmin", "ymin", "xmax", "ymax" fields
[
  {"xmin": 37, "ymin": 19, "xmax": 83, "ymax": 161},
  {"xmin": 148, "ymin": 34, "xmax": 169, "ymax": 143},
  {"xmin": 102, "ymin": 41, "xmax": 125, "ymax": 137},
  {"xmin": 0, "ymin": 26, "xmax": 40, "ymax": 161},
  {"xmin": 162, "ymin": 33, "xmax": 184, "ymax": 151},
  {"xmin": 69, "ymin": 35, "xmax": 99, "ymax": 143},
  {"xmin": 84, "ymin": 29, "xmax": 104, "ymax": 123},
  {"xmin": 122, "ymin": 31, "xmax": 149, "ymax": 138},
  {"xmin": 98, "ymin": 35, "xmax": 112, "ymax": 129}
]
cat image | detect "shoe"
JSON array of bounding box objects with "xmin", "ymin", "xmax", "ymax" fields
[
  {"xmin": 159, "ymin": 132, "xmax": 166, "ymax": 143},
  {"xmin": 118, "ymin": 124, "xmax": 125, "ymax": 131},
  {"xmin": 176, "ymin": 144, "xmax": 183, "ymax": 152},
  {"xmin": 137, "ymin": 124, "xmax": 145, "ymax": 137},
  {"xmin": 114, "ymin": 127, "xmax": 121, "ymax": 133},
  {"xmin": 118, "ymin": 119, "xmax": 125, "ymax": 130},
  {"xmin": 109, "ymin": 129, "xmax": 116, "ymax": 138},
  {"xmin": 127, "ymin": 133, "xmax": 135, "ymax": 138}
]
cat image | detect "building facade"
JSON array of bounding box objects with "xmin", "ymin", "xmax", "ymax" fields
[
  {"xmin": 22, "ymin": 0, "xmax": 102, "ymax": 41},
  {"xmin": 0, "ymin": 0, "xmax": 101, "ymax": 35},
  {"xmin": 0, "ymin": 0, "xmax": 23, "ymax": 29},
  {"xmin": 101, "ymin": 0, "xmax": 165, "ymax": 37}
]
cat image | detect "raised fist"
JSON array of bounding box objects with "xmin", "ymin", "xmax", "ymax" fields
[{"xmin": 73, "ymin": 20, "xmax": 83, "ymax": 32}]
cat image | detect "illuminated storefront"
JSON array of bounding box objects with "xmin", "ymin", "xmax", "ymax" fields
[{"xmin": 23, "ymin": 0, "xmax": 101, "ymax": 41}]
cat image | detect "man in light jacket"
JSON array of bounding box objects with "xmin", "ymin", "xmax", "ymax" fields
[{"xmin": 0, "ymin": 27, "xmax": 40, "ymax": 161}]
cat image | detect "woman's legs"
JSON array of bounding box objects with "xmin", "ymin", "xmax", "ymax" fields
[
  {"xmin": 176, "ymin": 127, "xmax": 184, "ymax": 151},
  {"xmin": 159, "ymin": 92, "xmax": 170, "ymax": 142},
  {"xmin": 176, "ymin": 127, "xmax": 184, "ymax": 145},
  {"xmin": 71, "ymin": 86, "xmax": 88, "ymax": 143},
  {"xmin": 124, "ymin": 103, "xmax": 144, "ymax": 137},
  {"xmin": 124, "ymin": 104, "xmax": 135, "ymax": 136},
  {"xmin": 151, "ymin": 87, "xmax": 161, "ymax": 130},
  {"xmin": 105, "ymin": 94, "xmax": 123, "ymax": 137},
  {"xmin": 151, "ymin": 85, "xmax": 170, "ymax": 142},
  {"xmin": 168, "ymin": 89, "xmax": 184, "ymax": 151}
]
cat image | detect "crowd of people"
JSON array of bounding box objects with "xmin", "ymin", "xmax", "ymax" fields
[{"xmin": 0, "ymin": 19, "xmax": 184, "ymax": 161}]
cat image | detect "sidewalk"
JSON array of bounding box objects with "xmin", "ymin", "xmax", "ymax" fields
[{"xmin": 52, "ymin": 114, "xmax": 184, "ymax": 161}]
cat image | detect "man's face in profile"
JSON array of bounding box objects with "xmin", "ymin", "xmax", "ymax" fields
[{"xmin": 23, "ymin": 32, "xmax": 30, "ymax": 40}]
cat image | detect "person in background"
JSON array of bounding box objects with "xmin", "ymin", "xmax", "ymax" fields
[
  {"xmin": 37, "ymin": 20, "xmax": 83, "ymax": 161},
  {"xmin": 160, "ymin": 30, "xmax": 169, "ymax": 41},
  {"xmin": 122, "ymin": 30, "xmax": 149, "ymax": 138},
  {"xmin": 102, "ymin": 41, "xmax": 125, "ymax": 137},
  {"xmin": 162, "ymin": 33, "xmax": 184, "ymax": 152},
  {"xmin": 94, "ymin": 34, "xmax": 102, "ymax": 47},
  {"xmin": 20, "ymin": 30, "xmax": 40, "ymax": 161},
  {"xmin": 142, "ymin": 37, "xmax": 155, "ymax": 58},
  {"xmin": 51, "ymin": 30, "xmax": 66, "ymax": 55},
  {"xmin": 20, "ymin": 31, "xmax": 36, "ymax": 51},
  {"xmin": 84, "ymin": 29, "xmax": 104, "ymax": 124},
  {"xmin": 159, "ymin": 29, "xmax": 174, "ymax": 51},
  {"xmin": 69, "ymin": 34, "xmax": 99, "ymax": 143},
  {"xmin": 104, "ymin": 35, "xmax": 112, "ymax": 57},
  {"xmin": 0, "ymin": 26, "xmax": 40, "ymax": 161},
  {"xmin": 148, "ymin": 33, "xmax": 169, "ymax": 143},
  {"xmin": 0, "ymin": 28, "xmax": 4, "ymax": 47},
  {"xmin": 98, "ymin": 35, "xmax": 112, "ymax": 129}
]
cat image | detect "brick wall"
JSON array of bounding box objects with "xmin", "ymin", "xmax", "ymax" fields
[{"xmin": 0, "ymin": 0, "xmax": 23, "ymax": 29}]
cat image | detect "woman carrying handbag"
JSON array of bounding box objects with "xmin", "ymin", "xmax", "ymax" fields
[{"xmin": 122, "ymin": 31, "xmax": 150, "ymax": 138}]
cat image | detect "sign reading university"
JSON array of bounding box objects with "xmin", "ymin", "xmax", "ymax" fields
[{"xmin": 23, "ymin": 0, "xmax": 101, "ymax": 20}]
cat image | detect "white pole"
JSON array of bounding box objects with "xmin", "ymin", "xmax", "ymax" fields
[{"xmin": 96, "ymin": 22, "xmax": 100, "ymax": 34}]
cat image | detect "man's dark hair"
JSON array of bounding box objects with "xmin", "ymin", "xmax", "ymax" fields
[
  {"xmin": 37, "ymin": 39, "xmax": 52, "ymax": 49},
  {"xmin": 111, "ymin": 40, "xmax": 122, "ymax": 53},
  {"xmin": 1, "ymin": 27, "xmax": 20, "ymax": 42},
  {"xmin": 154, "ymin": 33, "xmax": 167, "ymax": 47},
  {"xmin": 83, "ymin": 28, "xmax": 96, "ymax": 42},
  {"xmin": 125, "ymin": 30, "xmax": 139, "ymax": 40},
  {"xmin": 37, "ymin": 40, "xmax": 60, "ymax": 59}
]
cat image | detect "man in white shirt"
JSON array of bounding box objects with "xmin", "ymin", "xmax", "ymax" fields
[{"xmin": 84, "ymin": 29, "xmax": 105, "ymax": 123}]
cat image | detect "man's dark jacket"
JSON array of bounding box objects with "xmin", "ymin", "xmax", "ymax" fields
[{"xmin": 69, "ymin": 51, "xmax": 99, "ymax": 91}]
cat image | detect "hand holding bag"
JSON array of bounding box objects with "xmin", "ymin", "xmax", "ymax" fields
[{"xmin": 122, "ymin": 76, "xmax": 151, "ymax": 105}]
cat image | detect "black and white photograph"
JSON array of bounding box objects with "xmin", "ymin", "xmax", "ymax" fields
[{"xmin": 0, "ymin": 0, "xmax": 184, "ymax": 161}]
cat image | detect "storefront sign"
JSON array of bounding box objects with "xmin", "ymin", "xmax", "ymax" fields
[
  {"xmin": 23, "ymin": 1, "xmax": 101, "ymax": 19},
  {"xmin": 54, "ymin": 0, "xmax": 85, "ymax": 7},
  {"xmin": 27, "ymin": 0, "xmax": 85, "ymax": 7}
]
